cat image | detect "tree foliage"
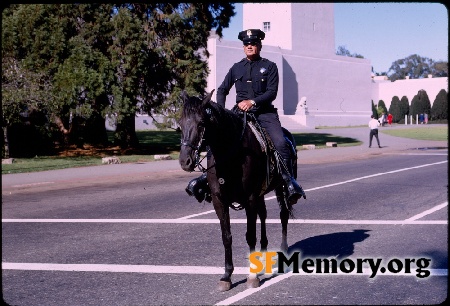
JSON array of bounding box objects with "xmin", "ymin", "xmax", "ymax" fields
[
  {"xmin": 335, "ymin": 45, "xmax": 364, "ymax": 58},
  {"xmin": 387, "ymin": 54, "xmax": 448, "ymax": 82},
  {"xmin": 2, "ymin": 3, "xmax": 235, "ymax": 154},
  {"xmin": 409, "ymin": 90, "xmax": 431, "ymax": 118},
  {"xmin": 376, "ymin": 100, "xmax": 388, "ymax": 117},
  {"xmin": 399, "ymin": 96, "xmax": 410, "ymax": 119},
  {"xmin": 388, "ymin": 96, "xmax": 401, "ymax": 123},
  {"xmin": 371, "ymin": 100, "xmax": 378, "ymax": 119},
  {"xmin": 431, "ymin": 89, "xmax": 448, "ymax": 120}
]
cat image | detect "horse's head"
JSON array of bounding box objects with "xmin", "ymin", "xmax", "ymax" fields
[{"xmin": 178, "ymin": 90, "xmax": 215, "ymax": 172}]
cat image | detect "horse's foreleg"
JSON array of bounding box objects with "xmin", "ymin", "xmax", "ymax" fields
[
  {"xmin": 213, "ymin": 200, "xmax": 234, "ymax": 292},
  {"xmin": 245, "ymin": 204, "xmax": 257, "ymax": 253},
  {"xmin": 280, "ymin": 206, "xmax": 289, "ymax": 254}
]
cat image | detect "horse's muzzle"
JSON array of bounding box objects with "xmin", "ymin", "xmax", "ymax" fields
[{"xmin": 179, "ymin": 150, "xmax": 196, "ymax": 172}]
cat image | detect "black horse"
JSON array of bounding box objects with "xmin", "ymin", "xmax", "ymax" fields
[{"xmin": 178, "ymin": 90, "xmax": 301, "ymax": 291}]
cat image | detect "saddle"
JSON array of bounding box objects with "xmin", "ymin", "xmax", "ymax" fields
[{"xmin": 233, "ymin": 108, "xmax": 296, "ymax": 196}]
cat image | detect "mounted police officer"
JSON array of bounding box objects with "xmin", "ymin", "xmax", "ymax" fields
[{"xmin": 186, "ymin": 29, "xmax": 306, "ymax": 205}]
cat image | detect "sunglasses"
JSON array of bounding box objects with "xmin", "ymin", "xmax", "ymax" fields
[{"xmin": 243, "ymin": 42, "xmax": 259, "ymax": 46}]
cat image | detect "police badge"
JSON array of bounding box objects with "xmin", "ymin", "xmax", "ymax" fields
[{"xmin": 260, "ymin": 67, "xmax": 267, "ymax": 74}]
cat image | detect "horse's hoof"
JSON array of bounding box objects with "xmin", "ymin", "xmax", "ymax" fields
[
  {"xmin": 217, "ymin": 280, "xmax": 232, "ymax": 292},
  {"xmin": 246, "ymin": 276, "xmax": 260, "ymax": 289}
]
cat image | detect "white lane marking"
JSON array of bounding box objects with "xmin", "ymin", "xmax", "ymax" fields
[
  {"xmin": 1, "ymin": 219, "xmax": 446, "ymax": 225},
  {"xmin": 215, "ymin": 271, "xmax": 294, "ymax": 305},
  {"xmin": 265, "ymin": 160, "xmax": 447, "ymax": 200},
  {"xmin": 3, "ymin": 263, "xmax": 445, "ymax": 277},
  {"xmin": 178, "ymin": 210, "xmax": 216, "ymax": 219},
  {"xmin": 1, "ymin": 262, "xmax": 246, "ymax": 275},
  {"xmin": 11, "ymin": 182, "xmax": 55, "ymax": 188},
  {"xmin": 215, "ymin": 268, "xmax": 448, "ymax": 305},
  {"xmin": 384, "ymin": 153, "xmax": 447, "ymax": 156},
  {"xmin": 305, "ymin": 161, "xmax": 447, "ymax": 192},
  {"xmin": 404, "ymin": 202, "xmax": 448, "ymax": 222}
]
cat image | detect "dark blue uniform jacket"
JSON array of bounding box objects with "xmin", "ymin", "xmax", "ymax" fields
[{"xmin": 216, "ymin": 57, "xmax": 279, "ymax": 113}]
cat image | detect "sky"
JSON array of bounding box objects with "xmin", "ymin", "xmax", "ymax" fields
[{"xmin": 221, "ymin": 3, "xmax": 448, "ymax": 74}]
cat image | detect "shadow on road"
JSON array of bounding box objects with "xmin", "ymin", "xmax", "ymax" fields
[{"xmin": 287, "ymin": 229, "xmax": 371, "ymax": 259}]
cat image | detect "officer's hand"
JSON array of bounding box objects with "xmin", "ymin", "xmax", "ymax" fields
[{"xmin": 238, "ymin": 100, "xmax": 254, "ymax": 112}]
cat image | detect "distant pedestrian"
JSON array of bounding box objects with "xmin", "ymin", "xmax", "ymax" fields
[
  {"xmin": 424, "ymin": 113, "xmax": 428, "ymax": 124},
  {"xmin": 387, "ymin": 113, "xmax": 393, "ymax": 126},
  {"xmin": 419, "ymin": 113, "xmax": 424, "ymax": 124},
  {"xmin": 378, "ymin": 112, "xmax": 386, "ymax": 127},
  {"xmin": 369, "ymin": 115, "xmax": 381, "ymax": 148}
]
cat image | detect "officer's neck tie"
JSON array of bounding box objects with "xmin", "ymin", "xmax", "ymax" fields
[{"xmin": 246, "ymin": 62, "xmax": 255, "ymax": 99}]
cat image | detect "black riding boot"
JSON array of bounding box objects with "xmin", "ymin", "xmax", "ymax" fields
[
  {"xmin": 281, "ymin": 159, "xmax": 306, "ymax": 205},
  {"xmin": 185, "ymin": 173, "xmax": 212, "ymax": 203}
]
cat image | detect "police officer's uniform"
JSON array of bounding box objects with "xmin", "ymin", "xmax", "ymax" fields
[{"xmin": 185, "ymin": 29, "xmax": 306, "ymax": 205}]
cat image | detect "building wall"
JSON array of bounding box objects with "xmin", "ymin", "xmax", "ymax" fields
[
  {"xmin": 206, "ymin": 3, "xmax": 373, "ymax": 127},
  {"xmin": 242, "ymin": 3, "xmax": 293, "ymax": 50},
  {"xmin": 373, "ymin": 76, "xmax": 448, "ymax": 110}
]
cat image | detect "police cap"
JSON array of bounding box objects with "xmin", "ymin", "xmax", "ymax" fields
[{"xmin": 238, "ymin": 29, "xmax": 265, "ymax": 45}]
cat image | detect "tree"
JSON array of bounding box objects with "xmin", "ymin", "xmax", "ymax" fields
[
  {"xmin": 409, "ymin": 90, "xmax": 431, "ymax": 119},
  {"xmin": 371, "ymin": 100, "xmax": 378, "ymax": 119},
  {"xmin": 2, "ymin": 56, "xmax": 53, "ymax": 157},
  {"xmin": 431, "ymin": 89, "xmax": 448, "ymax": 120},
  {"xmin": 336, "ymin": 45, "xmax": 364, "ymax": 58},
  {"xmin": 377, "ymin": 100, "xmax": 388, "ymax": 117},
  {"xmin": 2, "ymin": 3, "xmax": 236, "ymax": 152},
  {"xmin": 388, "ymin": 96, "xmax": 402, "ymax": 123},
  {"xmin": 387, "ymin": 54, "xmax": 448, "ymax": 82},
  {"xmin": 399, "ymin": 96, "xmax": 410, "ymax": 120}
]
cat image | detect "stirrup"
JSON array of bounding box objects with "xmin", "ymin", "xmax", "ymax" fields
[{"xmin": 185, "ymin": 173, "xmax": 211, "ymax": 203}]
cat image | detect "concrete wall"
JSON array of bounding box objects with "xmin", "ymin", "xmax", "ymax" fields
[
  {"xmin": 243, "ymin": 3, "xmax": 293, "ymax": 50},
  {"xmin": 206, "ymin": 1, "xmax": 373, "ymax": 128},
  {"xmin": 372, "ymin": 76, "xmax": 448, "ymax": 109}
]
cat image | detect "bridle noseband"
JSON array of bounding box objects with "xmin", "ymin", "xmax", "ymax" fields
[{"xmin": 181, "ymin": 127, "xmax": 206, "ymax": 171}]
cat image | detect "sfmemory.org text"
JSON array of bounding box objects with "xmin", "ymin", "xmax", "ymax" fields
[{"xmin": 249, "ymin": 251, "xmax": 431, "ymax": 278}]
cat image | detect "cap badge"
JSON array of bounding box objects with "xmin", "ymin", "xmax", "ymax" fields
[{"xmin": 247, "ymin": 29, "xmax": 252, "ymax": 37}]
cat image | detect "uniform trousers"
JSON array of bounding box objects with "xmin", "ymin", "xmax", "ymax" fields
[{"xmin": 254, "ymin": 111, "xmax": 290, "ymax": 160}]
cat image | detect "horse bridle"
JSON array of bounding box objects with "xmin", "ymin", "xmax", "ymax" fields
[
  {"xmin": 180, "ymin": 127, "xmax": 206, "ymax": 170},
  {"xmin": 180, "ymin": 106, "xmax": 249, "ymax": 173}
]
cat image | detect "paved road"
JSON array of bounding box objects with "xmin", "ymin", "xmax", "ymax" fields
[
  {"xmin": 2, "ymin": 124, "xmax": 447, "ymax": 192},
  {"xmin": 2, "ymin": 148, "xmax": 447, "ymax": 305}
]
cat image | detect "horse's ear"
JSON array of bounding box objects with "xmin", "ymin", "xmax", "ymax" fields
[{"xmin": 202, "ymin": 89, "xmax": 215, "ymax": 106}]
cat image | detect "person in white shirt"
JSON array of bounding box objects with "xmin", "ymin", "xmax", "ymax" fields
[{"xmin": 368, "ymin": 115, "xmax": 382, "ymax": 148}]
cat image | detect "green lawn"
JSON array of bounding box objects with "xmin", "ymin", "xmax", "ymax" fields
[
  {"xmin": 3, "ymin": 126, "xmax": 446, "ymax": 174},
  {"xmin": 381, "ymin": 126, "xmax": 448, "ymax": 141}
]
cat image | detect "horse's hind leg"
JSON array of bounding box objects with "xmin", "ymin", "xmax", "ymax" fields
[
  {"xmin": 276, "ymin": 187, "xmax": 290, "ymax": 254},
  {"xmin": 256, "ymin": 196, "xmax": 268, "ymax": 252}
]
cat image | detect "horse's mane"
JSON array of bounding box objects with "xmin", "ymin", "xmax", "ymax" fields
[
  {"xmin": 208, "ymin": 101, "xmax": 244, "ymax": 133},
  {"xmin": 182, "ymin": 95, "xmax": 243, "ymax": 134}
]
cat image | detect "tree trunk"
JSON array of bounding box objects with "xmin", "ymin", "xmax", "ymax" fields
[
  {"xmin": 54, "ymin": 115, "xmax": 71, "ymax": 134},
  {"xmin": 84, "ymin": 112, "xmax": 108, "ymax": 145},
  {"xmin": 114, "ymin": 114, "xmax": 139, "ymax": 149}
]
